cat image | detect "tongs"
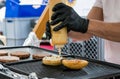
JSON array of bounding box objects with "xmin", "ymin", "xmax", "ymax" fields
[{"xmin": 0, "ymin": 64, "xmax": 38, "ymax": 79}]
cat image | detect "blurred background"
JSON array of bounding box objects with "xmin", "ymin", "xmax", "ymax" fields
[
  {"xmin": 0, "ymin": 0, "xmax": 95, "ymax": 47},
  {"xmin": 1, "ymin": 0, "xmax": 105, "ymax": 61}
]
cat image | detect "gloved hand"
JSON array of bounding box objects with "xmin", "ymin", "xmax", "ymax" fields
[
  {"xmin": 23, "ymin": 32, "xmax": 41, "ymax": 47},
  {"xmin": 51, "ymin": 3, "xmax": 89, "ymax": 33},
  {"xmin": 45, "ymin": 21, "xmax": 55, "ymax": 46},
  {"xmin": 45, "ymin": 20, "xmax": 70, "ymax": 40},
  {"xmin": 45, "ymin": 21, "xmax": 51, "ymax": 40}
]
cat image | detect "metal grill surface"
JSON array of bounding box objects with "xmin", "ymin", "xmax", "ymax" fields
[{"xmin": 5, "ymin": 58, "xmax": 120, "ymax": 79}]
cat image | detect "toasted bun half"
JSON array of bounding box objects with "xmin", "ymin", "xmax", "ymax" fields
[
  {"xmin": 62, "ymin": 59, "xmax": 88, "ymax": 70},
  {"xmin": 32, "ymin": 53, "xmax": 51, "ymax": 59},
  {"xmin": 0, "ymin": 56, "xmax": 20, "ymax": 63},
  {"xmin": 0, "ymin": 50, "xmax": 8, "ymax": 56},
  {"xmin": 10, "ymin": 51, "xmax": 30, "ymax": 59},
  {"xmin": 42, "ymin": 56, "xmax": 63, "ymax": 66}
]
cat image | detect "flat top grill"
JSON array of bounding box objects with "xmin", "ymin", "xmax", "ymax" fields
[
  {"xmin": 0, "ymin": 46, "xmax": 120, "ymax": 79},
  {"xmin": 5, "ymin": 57, "xmax": 120, "ymax": 79}
]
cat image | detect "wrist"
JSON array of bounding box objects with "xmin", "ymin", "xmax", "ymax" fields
[
  {"xmin": 87, "ymin": 19, "xmax": 96, "ymax": 34},
  {"xmin": 80, "ymin": 18, "xmax": 89, "ymax": 33}
]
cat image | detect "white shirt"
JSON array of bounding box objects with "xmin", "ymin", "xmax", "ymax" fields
[{"xmin": 94, "ymin": 0, "xmax": 120, "ymax": 64}]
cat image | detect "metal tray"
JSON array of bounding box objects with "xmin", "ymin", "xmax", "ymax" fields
[
  {"xmin": 0, "ymin": 46, "xmax": 120, "ymax": 79},
  {"xmin": 0, "ymin": 46, "xmax": 57, "ymax": 61},
  {"xmin": 4, "ymin": 58, "xmax": 120, "ymax": 78}
]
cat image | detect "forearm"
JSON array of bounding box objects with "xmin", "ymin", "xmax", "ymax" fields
[
  {"xmin": 88, "ymin": 19, "xmax": 120, "ymax": 42},
  {"xmin": 68, "ymin": 31, "xmax": 92, "ymax": 41}
]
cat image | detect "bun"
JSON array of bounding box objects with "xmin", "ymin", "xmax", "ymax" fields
[
  {"xmin": 0, "ymin": 56, "xmax": 20, "ymax": 63},
  {"xmin": 62, "ymin": 59, "xmax": 88, "ymax": 69},
  {"xmin": 0, "ymin": 50, "xmax": 8, "ymax": 56},
  {"xmin": 10, "ymin": 51, "xmax": 30, "ymax": 59},
  {"xmin": 32, "ymin": 53, "xmax": 51, "ymax": 59},
  {"xmin": 42, "ymin": 55, "xmax": 63, "ymax": 66}
]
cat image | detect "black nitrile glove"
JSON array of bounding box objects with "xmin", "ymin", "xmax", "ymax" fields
[
  {"xmin": 45, "ymin": 21, "xmax": 51, "ymax": 40},
  {"xmin": 51, "ymin": 3, "xmax": 89, "ymax": 33},
  {"xmin": 45, "ymin": 20, "xmax": 69, "ymax": 40}
]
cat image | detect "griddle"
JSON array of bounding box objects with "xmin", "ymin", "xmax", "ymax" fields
[{"xmin": 0, "ymin": 46, "xmax": 120, "ymax": 79}]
